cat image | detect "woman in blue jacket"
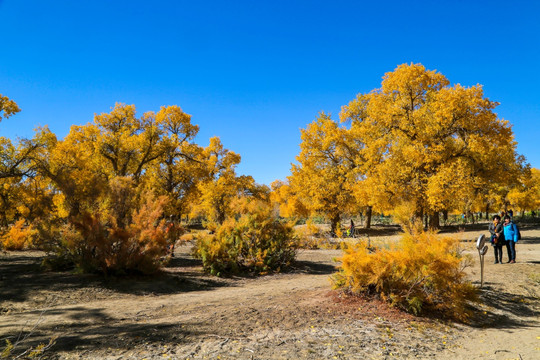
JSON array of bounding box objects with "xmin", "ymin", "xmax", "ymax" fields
[{"xmin": 503, "ymin": 215, "xmax": 518, "ymax": 263}]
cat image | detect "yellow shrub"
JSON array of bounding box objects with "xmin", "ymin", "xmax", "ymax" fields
[
  {"xmin": 293, "ymin": 221, "xmax": 346, "ymax": 250},
  {"xmin": 334, "ymin": 224, "xmax": 343, "ymax": 238},
  {"xmin": 294, "ymin": 220, "xmax": 323, "ymax": 249},
  {"xmin": 333, "ymin": 231, "xmax": 478, "ymax": 321},
  {"xmin": 391, "ymin": 201, "xmax": 423, "ymax": 233},
  {"xmin": 194, "ymin": 200, "xmax": 298, "ymax": 276},
  {"xmin": 1, "ymin": 220, "xmax": 37, "ymax": 250},
  {"xmin": 40, "ymin": 193, "xmax": 172, "ymax": 275},
  {"xmin": 179, "ymin": 233, "xmax": 196, "ymax": 243}
]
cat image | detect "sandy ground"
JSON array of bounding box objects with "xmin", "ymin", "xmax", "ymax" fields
[{"xmin": 1, "ymin": 224, "xmax": 539, "ymax": 359}]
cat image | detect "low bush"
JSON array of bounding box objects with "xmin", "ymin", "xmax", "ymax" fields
[
  {"xmin": 332, "ymin": 231, "xmax": 478, "ymax": 321},
  {"xmin": 40, "ymin": 194, "xmax": 174, "ymax": 275},
  {"xmin": 194, "ymin": 200, "xmax": 298, "ymax": 276},
  {"xmin": 294, "ymin": 221, "xmax": 326, "ymax": 249},
  {"xmin": 1, "ymin": 219, "xmax": 37, "ymax": 250}
]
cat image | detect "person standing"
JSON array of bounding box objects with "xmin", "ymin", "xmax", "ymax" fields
[
  {"xmin": 503, "ymin": 215, "xmax": 518, "ymax": 263},
  {"xmin": 348, "ymin": 219, "xmax": 356, "ymax": 238},
  {"xmin": 488, "ymin": 215, "xmax": 505, "ymax": 264}
]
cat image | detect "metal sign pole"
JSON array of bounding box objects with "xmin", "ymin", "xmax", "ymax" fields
[{"xmin": 476, "ymin": 234, "xmax": 488, "ymax": 288}]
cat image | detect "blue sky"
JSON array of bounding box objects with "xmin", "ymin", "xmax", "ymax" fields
[{"xmin": 1, "ymin": 0, "xmax": 539, "ymax": 185}]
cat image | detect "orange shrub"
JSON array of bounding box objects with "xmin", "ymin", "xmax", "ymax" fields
[
  {"xmin": 333, "ymin": 231, "xmax": 478, "ymax": 321},
  {"xmin": 194, "ymin": 200, "xmax": 298, "ymax": 276},
  {"xmin": 42, "ymin": 194, "xmax": 174, "ymax": 275},
  {"xmin": 1, "ymin": 220, "xmax": 36, "ymax": 250}
]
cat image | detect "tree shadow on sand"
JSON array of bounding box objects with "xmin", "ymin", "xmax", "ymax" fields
[
  {"xmin": 0, "ymin": 251, "xmax": 233, "ymax": 306},
  {"xmin": 354, "ymin": 225, "xmax": 402, "ymax": 237},
  {"xmin": 1, "ymin": 305, "xmax": 207, "ymax": 356},
  {"xmin": 289, "ymin": 260, "xmax": 336, "ymax": 275},
  {"xmin": 514, "ymin": 236, "xmax": 539, "ymax": 244},
  {"xmin": 439, "ymin": 223, "xmax": 490, "ymax": 234},
  {"xmin": 0, "ymin": 253, "xmax": 88, "ymax": 304},
  {"xmin": 468, "ymin": 283, "xmax": 539, "ymax": 329},
  {"xmin": 0, "ymin": 245, "xmax": 340, "ymax": 308}
]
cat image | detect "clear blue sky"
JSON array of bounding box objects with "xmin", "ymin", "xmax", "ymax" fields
[{"xmin": 1, "ymin": 0, "xmax": 539, "ymax": 185}]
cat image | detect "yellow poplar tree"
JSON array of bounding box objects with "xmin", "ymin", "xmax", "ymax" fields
[
  {"xmin": 0, "ymin": 95, "xmax": 49, "ymax": 226},
  {"xmin": 288, "ymin": 113, "xmax": 361, "ymax": 234},
  {"xmin": 0, "ymin": 177, "xmax": 20, "ymax": 227},
  {"xmin": 269, "ymin": 180, "xmax": 309, "ymax": 219},
  {"xmin": 93, "ymin": 103, "xmax": 164, "ymax": 182},
  {"xmin": 340, "ymin": 63, "xmax": 523, "ymax": 228},
  {"xmin": 147, "ymin": 105, "xmax": 205, "ymax": 218},
  {"xmin": 34, "ymin": 125, "xmax": 108, "ymax": 218},
  {"xmin": 507, "ymin": 167, "xmax": 540, "ymax": 216},
  {"xmin": 191, "ymin": 137, "xmax": 254, "ymax": 225},
  {"xmin": 32, "ymin": 104, "xmax": 188, "ymax": 274},
  {"xmin": 15, "ymin": 175, "xmax": 55, "ymax": 222},
  {"xmin": 0, "ymin": 93, "xmax": 20, "ymax": 122}
]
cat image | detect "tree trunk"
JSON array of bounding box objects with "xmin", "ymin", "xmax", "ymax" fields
[
  {"xmin": 428, "ymin": 212, "xmax": 440, "ymax": 230},
  {"xmin": 485, "ymin": 203, "xmax": 490, "ymax": 220},
  {"xmin": 412, "ymin": 207, "xmax": 424, "ymax": 232},
  {"xmin": 471, "ymin": 211, "xmax": 476, "ymax": 224},
  {"xmin": 217, "ymin": 211, "xmax": 225, "ymax": 225},
  {"xmin": 442, "ymin": 210, "xmax": 448, "ymax": 222},
  {"xmin": 68, "ymin": 201, "xmax": 81, "ymax": 218},
  {"xmin": 330, "ymin": 213, "xmax": 340, "ymax": 235},
  {"xmin": 364, "ymin": 206, "xmax": 372, "ymax": 229}
]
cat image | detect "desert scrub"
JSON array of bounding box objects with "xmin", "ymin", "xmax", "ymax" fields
[
  {"xmin": 294, "ymin": 220, "xmax": 342, "ymax": 249},
  {"xmin": 528, "ymin": 272, "xmax": 540, "ymax": 285},
  {"xmin": 1, "ymin": 219, "xmax": 37, "ymax": 250},
  {"xmin": 333, "ymin": 231, "xmax": 478, "ymax": 321},
  {"xmin": 40, "ymin": 193, "xmax": 174, "ymax": 275},
  {"xmin": 194, "ymin": 200, "xmax": 298, "ymax": 276}
]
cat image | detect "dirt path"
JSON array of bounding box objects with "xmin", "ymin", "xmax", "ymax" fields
[
  {"xmin": 1, "ymin": 226, "xmax": 539, "ymax": 359},
  {"xmin": 439, "ymin": 228, "xmax": 540, "ymax": 360}
]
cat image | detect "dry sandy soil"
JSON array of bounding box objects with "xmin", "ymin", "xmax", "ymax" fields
[{"xmin": 1, "ymin": 224, "xmax": 539, "ymax": 359}]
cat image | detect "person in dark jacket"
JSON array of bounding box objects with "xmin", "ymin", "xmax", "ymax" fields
[
  {"xmin": 503, "ymin": 215, "xmax": 518, "ymax": 263},
  {"xmin": 488, "ymin": 215, "xmax": 505, "ymax": 263},
  {"xmin": 348, "ymin": 219, "xmax": 356, "ymax": 238}
]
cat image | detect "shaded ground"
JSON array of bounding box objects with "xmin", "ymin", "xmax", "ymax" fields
[{"xmin": 1, "ymin": 226, "xmax": 539, "ymax": 359}]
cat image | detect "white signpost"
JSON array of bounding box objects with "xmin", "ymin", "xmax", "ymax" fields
[{"xmin": 476, "ymin": 234, "xmax": 489, "ymax": 288}]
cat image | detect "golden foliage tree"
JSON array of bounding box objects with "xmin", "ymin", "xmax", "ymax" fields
[
  {"xmin": 145, "ymin": 105, "xmax": 205, "ymax": 218},
  {"xmin": 507, "ymin": 167, "xmax": 540, "ymax": 216},
  {"xmin": 0, "ymin": 96, "xmax": 51, "ymax": 229},
  {"xmin": 0, "ymin": 93, "xmax": 20, "ymax": 122},
  {"xmin": 340, "ymin": 63, "xmax": 523, "ymax": 228},
  {"xmin": 36, "ymin": 103, "xmax": 203, "ymax": 221},
  {"xmin": 287, "ymin": 113, "xmax": 361, "ymax": 233},
  {"xmin": 31, "ymin": 104, "xmax": 193, "ymax": 273},
  {"xmin": 269, "ymin": 180, "xmax": 309, "ymax": 219},
  {"xmin": 191, "ymin": 137, "xmax": 262, "ymax": 226},
  {"xmin": 0, "ymin": 133, "xmax": 44, "ymax": 181},
  {"xmin": 0, "ymin": 98, "xmax": 293, "ymax": 276}
]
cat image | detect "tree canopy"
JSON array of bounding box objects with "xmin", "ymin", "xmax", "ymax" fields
[{"xmin": 280, "ymin": 63, "xmax": 531, "ymax": 229}]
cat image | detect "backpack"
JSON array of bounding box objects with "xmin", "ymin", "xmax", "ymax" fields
[{"xmin": 513, "ymin": 223, "xmax": 522, "ymax": 241}]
